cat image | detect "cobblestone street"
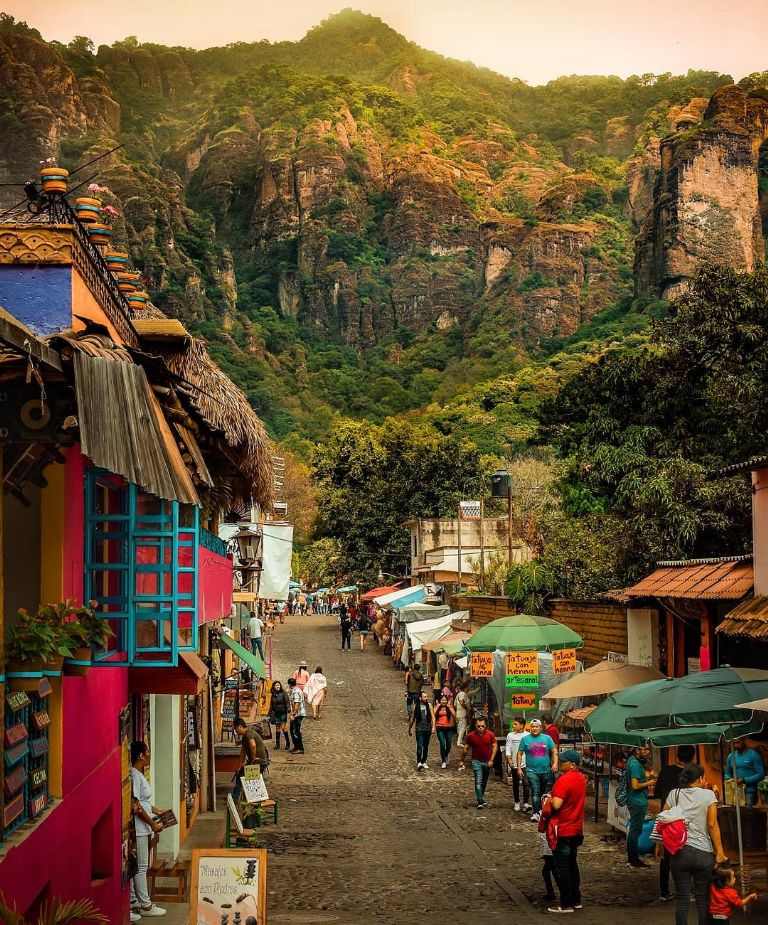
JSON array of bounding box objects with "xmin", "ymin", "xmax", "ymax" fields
[{"xmin": 242, "ymin": 615, "xmax": 681, "ymax": 924}]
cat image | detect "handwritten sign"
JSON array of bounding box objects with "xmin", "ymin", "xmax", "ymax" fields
[
  {"xmin": 552, "ymin": 649, "xmax": 577, "ymax": 675},
  {"xmin": 470, "ymin": 652, "xmax": 494, "ymax": 678},
  {"xmin": 505, "ymin": 651, "xmax": 538, "ymax": 688},
  {"xmin": 509, "ymin": 692, "xmax": 536, "ymax": 709},
  {"xmin": 190, "ymin": 848, "xmax": 266, "ymax": 925},
  {"xmin": 241, "ymin": 774, "xmax": 270, "ymax": 804}
]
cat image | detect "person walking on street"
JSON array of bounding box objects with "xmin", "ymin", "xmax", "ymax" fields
[
  {"xmin": 547, "ymin": 749, "xmax": 586, "ymax": 915},
  {"xmin": 356, "ymin": 609, "xmax": 372, "ymax": 651},
  {"xmin": 724, "ymin": 737, "xmax": 765, "ymax": 808},
  {"xmin": 458, "ymin": 716, "xmax": 498, "ymax": 808},
  {"xmin": 542, "ymin": 712, "xmax": 561, "ymax": 748},
  {"xmin": 305, "ymin": 666, "xmax": 328, "ymax": 720},
  {"xmin": 268, "ymin": 681, "xmax": 291, "ymax": 750},
  {"xmin": 654, "ymin": 744, "xmax": 695, "ymax": 901},
  {"xmin": 518, "ymin": 718, "xmax": 557, "ymax": 821},
  {"xmin": 404, "ymin": 664, "xmax": 424, "ymax": 717},
  {"xmin": 247, "ymin": 610, "xmax": 265, "ymax": 661},
  {"xmin": 455, "ymin": 681, "xmax": 471, "ymax": 746},
  {"xmin": 287, "ymin": 678, "xmax": 306, "ymax": 754},
  {"xmin": 505, "ymin": 716, "xmax": 531, "ymax": 812},
  {"xmin": 434, "ymin": 693, "xmax": 456, "ymax": 768},
  {"xmin": 293, "ymin": 661, "xmax": 310, "ymax": 692},
  {"xmin": 663, "ymin": 762, "xmax": 727, "ymax": 925},
  {"xmin": 408, "ymin": 689, "xmax": 435, "ymax": 770},
  {"xmin": 340, "ymin": 611, "xmax": 353, "ymax": 650},
  {"xmin": 626, "ymin": 745, "xmax": 657, "ymax": 869},
  {"xmin": 130, "ymin": 741, "xmax": 168, "ymax": 919}
]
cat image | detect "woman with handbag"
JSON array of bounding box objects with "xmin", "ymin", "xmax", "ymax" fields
[
  {"xmin": 269, "ymin": 680, "xmax": 291, "ymax": 750},
  {"xmin": 662, "ymin": 762, "xmax": 727, "ymax": 925}
]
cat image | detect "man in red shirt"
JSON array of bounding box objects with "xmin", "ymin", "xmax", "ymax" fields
[
  {"xmin": 458, "ymin": 716, "xmax": 498, "ymax": 809},
  {"xmin": 548, "ymin": 749, "xmax": 586, "ymax": 914},
  {"xmin": 542, "ymin": 712, "xmax": 561, "ymax": 747}
]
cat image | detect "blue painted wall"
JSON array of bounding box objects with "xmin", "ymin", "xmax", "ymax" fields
[{"xmin": 0, "ymin": 266, "xmax": 71, "ymax": 335}]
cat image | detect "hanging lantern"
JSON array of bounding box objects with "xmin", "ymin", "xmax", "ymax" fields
[{"xmin": 39, "ymin": 167, "xmax": 69, "ymax": 194}]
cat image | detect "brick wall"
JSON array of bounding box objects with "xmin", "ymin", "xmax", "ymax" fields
[
  {"xmin": 449, "ymin": 594, "xmax": 513, "ymax": 629},
  {"xmin": 546, "ymin": 598, "xmax": 628, "ymax": 665}
]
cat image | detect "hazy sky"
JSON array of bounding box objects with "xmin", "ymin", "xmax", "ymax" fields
[{"xmin": 6, "ymin": 0, "xmax": 766, "ymax": 85}]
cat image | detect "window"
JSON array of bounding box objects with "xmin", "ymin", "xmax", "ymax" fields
[{"xmin": 85, "ymin": 469, "xmax": 199, "ymax": 666}]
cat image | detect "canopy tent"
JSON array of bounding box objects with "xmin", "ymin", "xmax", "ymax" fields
[
  {"xmin": 315, "ymin": 587, "xmax": 330, "ymax": 594},
  {"xmin": 361, "ymin": 585, "xmax": 399, "ymax": 601},
  {"xmin": 395, "ymin": 602, "xmax": 450, "ymax": 623},
  {"xmin": 406, "ymin": 612, "xmax": 457, "ymax": 654},
  {"xmin": 336, "ymin": 584, "xmax": 358, "ymax": 593},
  {"xmin": 421, "ymin": 630, "xmax": 471, "ymax": 655},
  {"xmin": 455, "ymin": 655, "xmax": 468, "ymax": 670},
  {"xmin": 466, "ymin": 614, "xmax": 583, "ymax": 652},
  {"xmin": 374, "ymin": 585, "xmax": 426, "ymax": 609},
  {"xmin": 217, "ymin": 630, "xmax": 266, "ymax": 680},
  {"xmin": 735, "ymin": 697, "xmax": 768, "ymax": 714},
  {"xmin": 289, "ymin": 581, "xmax": 302, "ymax": 588},
  {"xmin": 543, "ymin": 659, "xmax": 665, "ymax": 700}
]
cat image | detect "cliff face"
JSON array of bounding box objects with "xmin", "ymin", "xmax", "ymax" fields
[{"xmin": 634, "ymin": 86, "xmax": 768, "ymax": 298}]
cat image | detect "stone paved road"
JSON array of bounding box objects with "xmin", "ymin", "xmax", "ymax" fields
[{"xmin": 240, "ymin": 615, "xmax": 725, "ymax": 924}]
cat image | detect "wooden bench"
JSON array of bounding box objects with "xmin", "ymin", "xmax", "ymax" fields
[
  {"xmin": 226, "ymin": 799, "xmax": 279, "ymax": 846},
  {"xmin": 147, "ymin": 840, "xmax": 190, "ymax": 903}
]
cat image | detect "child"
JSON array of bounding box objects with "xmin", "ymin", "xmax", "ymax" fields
[
  {"xmin": 709, "ymin": 866, "xmax": 758, "ymax": 921},
  {"xmin": 538, "ymin": 792, "xmax": 560, "ymax": 901}
]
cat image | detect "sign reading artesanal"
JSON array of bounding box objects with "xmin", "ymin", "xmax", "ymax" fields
[
  {"xmin": 505, "ymin": 651, "xmax": 538, "ymax": 688},
  {"xmin": 552, "ymin": 648, "xmax": 577, "ymax": 675},
  {"xmin": 189, "ymin": 848, "xmax": 266, "ymax": 925},
  {"xmin": 470, "ymin": 652, "xmax": 494, "ymax": 678}
]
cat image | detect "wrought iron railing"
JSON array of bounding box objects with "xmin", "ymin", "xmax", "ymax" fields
[{"xmin": 200, "ymin": 525, "xmax": 230, "ymax": 558}]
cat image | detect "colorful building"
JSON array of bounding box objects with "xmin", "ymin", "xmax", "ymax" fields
[{"xmin": 0, "ymin": 192, "xmax": 271, "ymax": 919}]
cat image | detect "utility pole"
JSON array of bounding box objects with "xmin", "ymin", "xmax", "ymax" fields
[
  {"xmin": 479, "ymin": 499, "xmax": 485, "ymax": 591},
  {"xmin": 507, "ymin": 484, "xmax": 514, "ymax": 567},
  {"xmin": 457, "ymin": 503, "xmax": 462, "ymax": 592}
]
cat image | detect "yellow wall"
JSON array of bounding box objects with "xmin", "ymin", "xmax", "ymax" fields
[{"xmin": 71, "ymin": 269, "xmax": 124, "ymax": 345}]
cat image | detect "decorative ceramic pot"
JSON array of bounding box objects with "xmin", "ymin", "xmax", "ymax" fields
[
  {"xmin": 104, "ymin": 250, "xmax": 130, "ymax": 271},
  {"xmin": 39, "ymin": 167, "xmax": 69, "ymax": 194},
  {"xmin": 6, "ymin": 658, "xmax": 45, "ymax": 690},
  {"xmin": 63, "ymin": 647, "xmax": 93, "ymax": 677},
  {"xmin": 115, "ymin": 273, "xmax": 137, "ymax": 293},
  {"xmin": 74, "ymin": 196, "xmax": 102, "ymax": 224},
  {"xmin": 43, "ymin": 654, "xmax": 65, "ymax": 677},
  {"xmin": 86, "ymin": 223, "xmax": 112, "ymax": 246},
  {"xmin": 127, "ymin": 290, "xmax": 150, "ymax": 307}
]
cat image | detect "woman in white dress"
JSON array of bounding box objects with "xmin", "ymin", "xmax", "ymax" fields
[{"xmin": 305, "ymin": 666, "xmax": 328, "ymax": 720}]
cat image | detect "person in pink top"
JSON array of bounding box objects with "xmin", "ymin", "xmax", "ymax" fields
[{"xmin": 293, "ymin": 660, "xmax": 310, "ymax": 691}]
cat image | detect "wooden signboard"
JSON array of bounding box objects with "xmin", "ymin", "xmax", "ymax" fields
[
  {"xmin": 257, "ymin": 678, "xmax": 273, "ymax": 716},
  {"xmin": 509, "ymin": 693, "xmax": 536, "ymax": 709},
  {"xmin": 552, "ymin": 648, "xmax": 577, "ymax": 675},
  {"xmin": 470, "ymin": 652, "xmax": 494, "ymax": 678},
  {"xmin": 505, "ymin": 651, "xmax": 538, "ymax": 688},
  {"xmin": 189, "ymin": 848, "xmax": 267, "ymax": 925}
]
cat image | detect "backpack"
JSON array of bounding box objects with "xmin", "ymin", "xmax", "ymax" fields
[{"xmin": 615, "ymin": 766, "xmax": 630, "ymax": 807}]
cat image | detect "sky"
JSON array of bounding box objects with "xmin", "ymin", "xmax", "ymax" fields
[{"xmin": 5, "ymin": 0, "xmax": 766, "ymax": 85}]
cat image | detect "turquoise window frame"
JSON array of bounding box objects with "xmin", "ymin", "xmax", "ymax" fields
[{"xmin": 85, "ymin": 468, "xmax": 199, "ymax": 667}]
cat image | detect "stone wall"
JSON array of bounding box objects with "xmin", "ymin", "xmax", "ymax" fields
[
  {"xmin": 546, "ymin": 598, "xmax": 628, "ymax": 665},
  {"xmin": 449, "ymin": 594, "xmax": 512, "ymax": 629}
]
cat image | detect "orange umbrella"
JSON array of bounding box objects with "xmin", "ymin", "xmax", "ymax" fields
[{"xmin": 543, "ymin": 659, "xmax": 665, "ymax": 699}]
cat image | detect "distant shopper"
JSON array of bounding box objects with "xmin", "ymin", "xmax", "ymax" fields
[
  {"xmin": 233, "ymin": 717, "xmax": 269, "ymax": 792},
  {"xmin": 356, "ymin": 609, "xmax": 372, "ymax": 651},
  {"xmin": 268, "ymin": 681, "xmax": 291, "ymax": 750},
  {"xmin": 458, "ymin": 715, "xmax": 498, "ymax": 808},
  {"xmin": 709, "ymin": 866, "xmax": 758, "ymax": 922},
  {"xmin": 505, "ymin": 716, "xmax": 531, "ymax": 812},
  {"xmin": 663, "ymin": 762, "xmax": 727, "ymax": 925},
  {"xmin": 305, "ymin": 666, "xmax": 328, "ymax": 720},
  {"xmin": 404, "ymin": 665, "xmax": 424, "ymax": 717},
  {"xmin": 408, "ymin": 689, "xmax": 435, "ymax": 770},
  {"xmin": 654, "ymin": 744, "xmax": 696, "ymax": 901},
  {"xmin": 724, "ymin": 737, "xmax": 765, "ymax": 808},
  {"xmin": 287, "ymin": 678, "xmax": 306, "ymax": 754},
  {"xmin": 626, "ymin": 745, "xmax": 657, "ymax": 869},
  {"xmin": 340, "ymin": 611, "xmax": 353, "ymax": 650},
  {"xmin": 434, "ymin": 693, "xmax": 456, "ymax": 768},
  {"xmin": 455, "ymin": 681, "xmax": 471, "ymax": 746},
  {"xmin": 293, "ymin": 661, "xmax": 310, "ymax": 691},
  {"xmin": 130, "ymin": 741, "xmax": 167, "ymax": 919},
  {"xmin": 517, "ymin": 718, "xmax": 557, "ymax": 820},
  {"xmin": 547, "ymin": 749, "xmax": 586, "ymax": 915},
  {"xmin": 247, "ymin": 610, "xmax": 265, "ymax": 661},
  {"xmin": 542, "ymin": 712, "xmax": 561, "ymax": 747}
]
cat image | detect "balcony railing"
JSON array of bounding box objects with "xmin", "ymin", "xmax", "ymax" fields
[{"xmin": 200, "ymin": 525, "xmax": 230, "ymax": 559}]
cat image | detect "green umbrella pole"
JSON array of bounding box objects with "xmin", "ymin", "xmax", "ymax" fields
[{"xmin": 728, "ymin": 724, "xmax": 745, "ymax": 876}]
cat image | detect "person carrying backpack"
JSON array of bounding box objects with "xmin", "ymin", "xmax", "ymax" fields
[
  {"xmin": 624, "ymin": 745, "xmax": 658, "ymax": 869},
  {"xmin": 661, "ymin": 762, "xmax": 727, "ymax": 925}
]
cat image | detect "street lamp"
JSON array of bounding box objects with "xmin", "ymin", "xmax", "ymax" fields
[{"xmin": 234, "ymin": 527, "xmax": 260, "ymax": 565}]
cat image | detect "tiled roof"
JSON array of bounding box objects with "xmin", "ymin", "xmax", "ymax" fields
[
  {"xmin": 717, "ymin": 595, "xmax": 768, "ymax": 638},
  {"xmin": 627, "ymin": 556, "xmax": 753, "ymax": 600}
]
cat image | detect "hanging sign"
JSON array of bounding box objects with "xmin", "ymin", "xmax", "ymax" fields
[
  {"xmin": 257, "ymin": 678, "xmax": 273, "ymax": 715},
  {"xmin": 505, "ymin": 651, "xmax": 538, "ymax": 688},
  {"xmin": 189, "ymin": 848, "xmax": 266, "ymax": 925},
  {"xmin": 470, "ymin": 652, "xmax": 494, "ymax": 678},
  {"xmin": 552, "ymin": 649, "xmax": 577, "ymax": 675},
  {"xmin": 509, "ymin": 692, "xmax": 536, "ymax": 709}
]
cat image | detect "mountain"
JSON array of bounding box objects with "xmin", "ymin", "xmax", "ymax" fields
[{"xmin": 0, "ymin": 10, "xmax": 747, "ymax": 443}]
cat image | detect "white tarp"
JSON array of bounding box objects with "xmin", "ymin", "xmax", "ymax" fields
[
  {"xmin": 395, "ymin": 603, "xmax": 450, "ymax": 624},
  {"xmin": 406, "ymin": 612, "xmax": 456, "ymax": 654},
  {"xmin": 259, "ymin": 522, "xmax": 294, "ymax": 600}
]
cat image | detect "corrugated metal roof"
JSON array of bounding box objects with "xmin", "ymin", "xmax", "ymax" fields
[
  {"xmin": 627, "ymin": 557, "xmax": 753, "ymax": 600},
  {"xmin": 132, "ymin": 318, "xmax": 191, "ymax": 342},
  {"xmin": 716, "ymin": 596, "xmax": 768, "ymax": 639},
  {"xmin": 74, "ymin": 352, "xmax": 199, "ymax": 505}
]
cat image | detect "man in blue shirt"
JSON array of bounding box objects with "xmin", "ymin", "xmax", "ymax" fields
[
  {"xmin": 625, "ymin": 745, "xmax": 657, "ymax": 868},
  {"xmin": 725, "ymin": 738, "xmax": 765, "ymax": 808},
  {"xmin": 516, "ymin": 718, "xmax": 557, "ymax": 821}
]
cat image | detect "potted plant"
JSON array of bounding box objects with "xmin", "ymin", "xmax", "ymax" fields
[
  {"xmin": 0, "ymin": 892, "xmax": 107, "ymax": 924},
  {"xmin": 127, "ymin": 289, "xmax": 151, "ymax": 308},
  {"xmin": 62, "ymin": 600, "xmax": 114, "ymax": 676},
  {"xmin": 5, "ymin": 611, "xmax": 57, "ymax": 690},
  {"xmin": 39, "ymin": 156, "xmax": 68, "ymax": 194},
  {"xmin": 74, "ymin": 182, "xmax": 109, "ymax": 224},
  {"xmin": 34, "ymin": 601, "xmax": 86, "ymax": 676},
  {"xmin": 103, "ymin": 250, "xmax": 131, "ymax": 271}
]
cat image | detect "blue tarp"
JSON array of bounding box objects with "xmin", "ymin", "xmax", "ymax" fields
[{"xmin": 336, "ymin": 584, "xmax": 358, "ymax": 592}]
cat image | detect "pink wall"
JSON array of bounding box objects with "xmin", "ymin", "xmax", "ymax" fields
[{"xmin": 198, "ymin": 546, "xmax": 233, "ymax": 623}]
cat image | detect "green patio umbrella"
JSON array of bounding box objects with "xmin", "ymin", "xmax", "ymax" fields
[
  {"xmin": 585, "ymin": 679, "xmax": 763, "ymax": 747},
  {"xmin": 465, "ymin": 614, "xmax": 583, "ymax": 652},
  {"xmin": 624, "ymin": 667, "xmax": 768, "ymax": 732}
]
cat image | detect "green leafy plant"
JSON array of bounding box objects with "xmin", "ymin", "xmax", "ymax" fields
[
  {"xmin": 5, "ymin": 612, "xmax": 58, "ymax": 665},
  {"xmin": 78, "ymin": 602, "xmax": 115, "ymax": 649},
  {"xmin": 0, "ymin": 893, "xmax": 107, "ymax": 924},
  {"xmin": 36, "ymin": 600, "xmax": 93, "ymax": 656}
]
